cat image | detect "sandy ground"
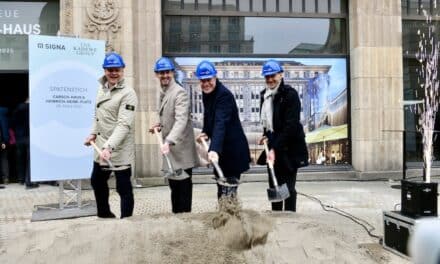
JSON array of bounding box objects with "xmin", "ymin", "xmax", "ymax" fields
[{"xmin": 0, "ymin": 181, "xmax": 411, "ymax": 264}]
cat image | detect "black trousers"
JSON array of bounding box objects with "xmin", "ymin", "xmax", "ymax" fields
[
  {"xmin": 90, "ymin": 162, "xmax": 134, "ymax": 218},
  {"xmin": 0, "ymin": 148, "xmax": 8, "ymax": 184},
  {"xmin": 269, "ymin": 163, "xmax": 298, "ymax": 212},
  {"xmin": 16, "ymin": 142, "xmax": 30, "ymax": 185},
  {"xmin": 215, "ymin": 171, "xmax": 240, "ymax": 200},
  {"xmin": 168, "ymin": 168, "xmax": 193, "ymax": 213}
]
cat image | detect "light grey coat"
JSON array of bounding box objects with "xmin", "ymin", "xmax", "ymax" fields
[
  {"xmin": 159, "ymin": 79, "xmax": 199, "ymax": 170},
  {"xmin": 91, "ymin": 77, "xmax": 137, "ymax": 166}
]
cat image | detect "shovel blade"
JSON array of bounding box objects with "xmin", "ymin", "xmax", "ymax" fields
[
  {"xmin": 216, "ymin": 177, "xmax": 239, "ymax": 187},
  {"xmin": 267, "ymin": 183, "xmax": 290, "ymax": 202},
  {"xmin": 165, "ymin": 169, "xmax": 190, "ymax": 181}
]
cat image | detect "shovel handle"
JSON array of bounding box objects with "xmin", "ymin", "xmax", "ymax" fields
[
  {"xmin": 200, "ymin": 137, "xmax": 226, "ymax": 181},
  {"xmin": 263, "ymin": 140, "xmax": 280, "ymax": 188},
  {"xmin": 153, "ymin": 127, "xmax": 177, "ymax": 173},
  {"xmin": 153, "ymin": 127, "xmax": 164, "ymax": 147},
  {"xmin": 263, "ymin": 140, "xmax": 274, "ymax": 169},
  {"xmin": 90, "ymin": 141, "xmax": 114, "ymax": 168}
]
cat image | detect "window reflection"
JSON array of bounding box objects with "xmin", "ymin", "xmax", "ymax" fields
[
  {"xmin": 266, "ymin": 0, "xmax": 277, "ymax": 12},
  {"xmin": 305, "ymin": 0, "xmax": 316, "ymax": 13},
  {"xmin": 292, "ymin": 0, "xmax": 303, "ymax": 12},
  {"xmin": 330, "ymin": 0, "xmax": 342, "ymax": 13},
  {"xmin": 225, "ymin": 0, "xmax": 238, "ymax": 11},
  {"xmin": 253, "ymin": 0, "xmax": 263, "ymax": 12},
  {"xmin": 164, "ymin": 16, "xmax": 346, "ymax": 55},
  {"xmin": 212, "ymin": 0, "xmax": 223, "ymax": 10},
  {"xmin": 239, "ymin": 0, "xmax": 251, "ymax": 12},
  {"xmin": 165, "ymin": 0, "xmax": 347, "ymax": 14},
  {"xmin": 279, "ymin": 0, "xmax": 290, "ymax": 12},
  {"xmin": 0, "ymin": 1, "xmax": 59, "ymax": 70},
  {"xmin": 318, "ymin": 0, "xmax": 329, "ymax": 13}
]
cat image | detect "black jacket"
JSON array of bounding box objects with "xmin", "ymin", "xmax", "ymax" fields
[
  {"xmin": 0, "ymin": 106, "xmax": 9, "ymax": 145},
  {"xmin": 202, "ymin": 79, "xmax": 250, "ymax": 175},
  {"xmin": 257, "ymin": 79, "xmax": 309, "ymax": 171},
  {"xmin": 12, "ymin": 102, "xmax": 30, "ymax": 144}
]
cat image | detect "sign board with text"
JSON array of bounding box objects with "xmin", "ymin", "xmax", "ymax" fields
[
  {"xmin": 29, "ymin": 34, "xmax": 105, "ymax": 181},
  {"xmin": 0, "ymin": 1, "xmax": 59, "ymax": 70}
]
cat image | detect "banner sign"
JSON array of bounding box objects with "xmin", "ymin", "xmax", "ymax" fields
[
  {"xmin": 29, "ymin": 35, "xmax": 105, "ymax": 181},
  {"xmin": 0, "ymin": 1, "xmax": 59, "ymax": 70}
]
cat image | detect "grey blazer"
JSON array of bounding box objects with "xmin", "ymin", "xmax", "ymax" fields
[{"xmin": 159, "ymin": 79, "xmax": 199, "ymax": 170}]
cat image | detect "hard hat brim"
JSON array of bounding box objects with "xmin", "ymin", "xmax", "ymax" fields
[{"xmin": 197, "ymin": 74, "xmax": 216, "ymax": 80}]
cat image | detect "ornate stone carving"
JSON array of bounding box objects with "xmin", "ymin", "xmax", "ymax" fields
[
  {"xmin": 60, "ymin": 0, "xmax": 74, "ymax": 35},
  {"xmin": 85, "ymin": 0, "xmax": 121, "ymax": 52}
]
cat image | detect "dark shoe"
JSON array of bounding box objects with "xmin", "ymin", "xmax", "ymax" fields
[
  {"xmin": 0, "ymin": 185, "xmax": 4, "ymax": 189},
  {"xmin": 98, "ymin": 212, "xmax": 116, "ymax": 218},
  {"xmin": 25, "ymin": 183, "xmax": 39, "ymax": 189}
]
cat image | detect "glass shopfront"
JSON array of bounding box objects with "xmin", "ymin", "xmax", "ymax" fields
[
  {"xmin": 402, "ymin": 0, "xmax": 440, "ymax": 164},
  {"xmin": 0, "ymin": 1, "xmax": 59, "ymax": 71},
  {"xmin": 0, "ymin": 0, "xmax": 59, "ymax": 107}
]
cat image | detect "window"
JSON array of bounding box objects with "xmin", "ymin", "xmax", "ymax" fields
[
  {"xmin": 163, "ymin": 16, "xmax": 347, "ymax": 55},
  {"xmin": 401, "ymin": 0, "xmax": 440, "ymax": 162},
  {"xmin": 164, "ymin": 0, "xmax": 347, "ymax": 14}
]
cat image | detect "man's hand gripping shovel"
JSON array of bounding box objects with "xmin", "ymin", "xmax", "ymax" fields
[
  {"xmin": 199, "ymin": 137, "xmax": 238, "ymax": 187},
  {"xmin": 263, "ymin": 139, "xmax": 290, "ymax": 202},
  {"xmin": 90, "ymin": 141, "xmax": 114, "ymax": 169},
  {"xmin": 153, "ymin": 127, "xmax": 190, "ymax": 180}
]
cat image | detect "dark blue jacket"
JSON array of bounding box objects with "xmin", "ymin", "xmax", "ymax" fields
[
  {"xmin": 257, "ymin": 79, "xmax": 309, "ymax": 171},
  {"xmin": 202, "ymin": 80, "xmax": 250, "ymax": 175},
  {"xmin": 0, "ymin": 106, "xmax": 9, "ymax": 144}
]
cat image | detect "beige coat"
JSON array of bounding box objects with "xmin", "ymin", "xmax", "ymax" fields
[
  {"xmin": 91, "ymin": 77, "xmax": 137, "ymax": 166},
  {"xmin": 159, "ymin": 79, "xmax": 199, "ymax": 170}
]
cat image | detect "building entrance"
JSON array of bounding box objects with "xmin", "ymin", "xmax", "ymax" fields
[{"xmin": 0, "ymin": 72, "xmax": 29, "ymax": 184}]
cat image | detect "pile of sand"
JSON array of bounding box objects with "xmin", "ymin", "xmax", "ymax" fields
[
  {"xmin": 0, "ymin": 198, "xmax": 274, "ymax": 264},
  {"xmin": 0, "ymin": 197, "xmax": 407, "ymax": 264},
  {"xmin": 211, "ymin": 197, "xmax": 273, "ymax": 250}
]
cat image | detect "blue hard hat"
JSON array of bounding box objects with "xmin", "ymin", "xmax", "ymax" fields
[
  {"xmin": 261, "ymin": 60, "xmax": 283, "ymax": 76},
  {"xmin": 154, "ymin": 57, "xmax": 175, "ymax": 72},
  {"xmin": 195, "ymin": 60, "xmax": 217, "ymax": 80},
  {"xmin": 102, "ymin": 52, "xmax": 125, "ymax": 68}
]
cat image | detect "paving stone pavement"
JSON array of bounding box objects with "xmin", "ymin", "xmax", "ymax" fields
[{"xmin": 0, "ymin": 180, "xmax": 404, "ymax": 226}]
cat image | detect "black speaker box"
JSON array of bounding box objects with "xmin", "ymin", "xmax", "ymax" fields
[
  {"xmin": 401, "ymin": 180, "xmax": 438, "ymax": 218},
  {"xmin": 383, "ymin": 210, "xmax": 415, "ymax": 257}
]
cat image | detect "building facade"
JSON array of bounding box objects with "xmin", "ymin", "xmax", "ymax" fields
[{"xmin": 2, "ymin": 0, "xmax": 437, "ymax": 181}]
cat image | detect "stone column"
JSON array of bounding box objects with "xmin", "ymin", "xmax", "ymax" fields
[
  {"xmin": 349, "ymin": 0, "xmax": 404, "ymax": 178},
  {"xmin": 132, "ymin": 0, "xmax": 163, "ymax": 182}
]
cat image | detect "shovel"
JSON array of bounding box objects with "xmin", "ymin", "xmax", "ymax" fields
[
  {"xmin": 153, "ymin": 127, "xmax": 190, "ymax": 180},
  {"xmin": 90, "ymin": 141, "xmax": 114, "ymax": 169},
  {"xmin": 200, "ymin": 137, "xmax": 238, "ymax": 187},
  {"xmin": 263, "ymin": 140, "xmax": 290, "ymax": 202}
]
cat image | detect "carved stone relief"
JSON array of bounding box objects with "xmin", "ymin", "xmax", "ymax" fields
[
  {"xmin": 60, "ymin": 0, "xmax": 73, "ymax": 35},
  {"xmin": 85, "ymin": 0, "xmax": 121, "ymax": 52}
]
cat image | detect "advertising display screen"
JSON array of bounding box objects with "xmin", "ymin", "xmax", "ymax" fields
[{"xmin": 173, "ymin": 57, "xmax": 348, "ymax": 165}]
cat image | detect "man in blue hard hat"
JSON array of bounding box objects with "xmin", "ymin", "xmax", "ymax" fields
[
  {"xmin": 257, "ymin": 59, "xmax": 308, "ymax": 212},
  {"xmin": 195, "ymin": 60, "xmax": 250, "ymax": 199},
  {"xmin": 84, "ymin": 52, "xmax": 138, "ymax": 218},
  {"xmin": 149, "ymin": 57, "xmax": 199, "ymax": 213}
]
